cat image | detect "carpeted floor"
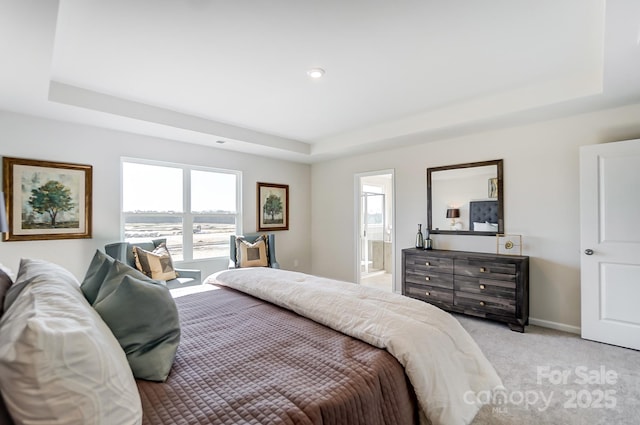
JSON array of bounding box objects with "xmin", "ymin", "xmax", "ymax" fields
[{"xmin": 455, "ymin": 315, "xmax": 640, "ymax": 424}]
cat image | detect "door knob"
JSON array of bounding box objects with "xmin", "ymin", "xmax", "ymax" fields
[{"xmin": 584, "ymin": 249, "xmax": 594, "ymax": 255}]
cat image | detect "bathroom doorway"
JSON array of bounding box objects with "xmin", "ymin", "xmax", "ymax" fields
[{"xmin": 355, "ymin": 170, "xmax": 394, "ymax": 292}]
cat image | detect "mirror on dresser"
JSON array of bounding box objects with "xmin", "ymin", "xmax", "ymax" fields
[{"xmin": 427, "ymin": 159, "xmax": 503, "ymax": 235}]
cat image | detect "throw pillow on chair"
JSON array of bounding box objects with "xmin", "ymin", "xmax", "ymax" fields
[
  {"xmin": 132, "ymin": 243, "xmax": 178, "ymax": 281},
  {"xmin": 235, "ymin": 235, "xmax": 269, "ymax": 268}
]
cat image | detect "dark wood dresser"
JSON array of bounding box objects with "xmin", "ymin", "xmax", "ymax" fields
[{"xmin": 402, "ymin": 248, "xmax": 529, "ymax": 332}]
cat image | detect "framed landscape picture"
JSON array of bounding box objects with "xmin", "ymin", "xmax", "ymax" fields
[
  {"xmin": 257, "ymin": 182, "xmax": 289, "ymax": 231},
  {"xmin": 488, "ymin": 177, "xmax": 498, "ymax": 198},
  {"xmin": 2, "ymin": 156, "xmax": 92, "ymax": 241}
]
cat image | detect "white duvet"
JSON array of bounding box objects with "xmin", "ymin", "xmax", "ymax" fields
[{"xmin": 207, "ymin": 268, "xmax": 503, "ymax": 425}]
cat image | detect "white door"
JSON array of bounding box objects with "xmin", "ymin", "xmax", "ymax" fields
[{"xmin": 580, "ymin": 138, "xmax": 640, "ymax": 350}]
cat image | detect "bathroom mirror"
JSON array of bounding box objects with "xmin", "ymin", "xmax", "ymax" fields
[{"xmin": 427, "ymin": 159, "xmax": 503, "ymax": 235}]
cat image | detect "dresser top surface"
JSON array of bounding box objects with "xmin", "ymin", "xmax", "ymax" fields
[{"xmin": 402, "ymin": 247, "xmax": 529, "ymax": 260}]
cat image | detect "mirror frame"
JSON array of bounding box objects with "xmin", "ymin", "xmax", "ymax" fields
[{"xmin": 427, "ymin": 159, "xmax": 504, "ymax": 236}]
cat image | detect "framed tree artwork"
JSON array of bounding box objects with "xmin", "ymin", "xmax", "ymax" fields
[
  {"xmin": 488, "ymin": 177, "xmax": 498, "ymax": 198},
  {"xmin": 2, "ymin": 156, "xmax": 92, "ymax": 241},
  {"xmin": 257, "ymin": 182, "xmax": 289, "ymax": 231}
]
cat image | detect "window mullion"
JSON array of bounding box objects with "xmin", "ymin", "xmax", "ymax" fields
[
  {"xmin": 182, "ymin": 167, "xmax": 193, "ymax": 261},
  {"xmin": 236, "ymin": 171, "xmax": 242, "ymax": 235}
]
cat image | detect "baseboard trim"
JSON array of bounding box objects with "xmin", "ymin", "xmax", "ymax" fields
[{"xmin": 529, "ymin": 317, "xmax": 581, "ymax": 335}]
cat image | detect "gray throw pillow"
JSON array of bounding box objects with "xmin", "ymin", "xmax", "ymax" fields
[
  {"xmin": 0, "ymin": 268, "xmax": 13, "ymax": 318},
  {"xmin": 80, "ymin": 250, "xmax": 115, "ymax": 305},
  {"xmin": 93, "ymin": 272, "xmax": 180, "ymax": 382}
]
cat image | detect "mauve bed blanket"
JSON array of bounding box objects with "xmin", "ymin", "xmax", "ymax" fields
[{"xmin": 136, "ymin": 285, "xmax": 418, "ymax": 425}]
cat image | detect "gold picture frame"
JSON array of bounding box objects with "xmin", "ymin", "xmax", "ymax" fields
[
  {"xmin": 257, "ymin": 182, "xmax": 289, "ymax": 231},
  {"xmin": 497, "ymin": 234, "xmax": 522, "ymax": 256},
  {"xmin": 2, "ymin": 157, "xmax": 92, "ymax": 241},
  {"xmin": 488, "ymin": 177, "xmax": 498, "ymax": 198}
]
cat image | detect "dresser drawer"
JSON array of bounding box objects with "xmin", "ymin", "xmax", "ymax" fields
[
  {"xmin": 455, "ymin": 275, "xmax": 515, "ymax": 299},
  {"xmin": 405, "ymin": 269, "xmax": 453, "ymax": 290},
  {"xmin": 454, "ymin": 290, "xmax": 516, "ymax": 315},
  {"xmin": 405, "ymin": 283, "xmax": 453, "ymax": 306},
  {"xmin": 404, "ymin": 254, "xmax": 453, "ymax": 274},
  {"xmin": 454, "ymin": 258, "xmax": 516, "ymax": 281}
]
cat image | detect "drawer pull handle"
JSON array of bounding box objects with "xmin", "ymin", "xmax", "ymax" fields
[
  {"xmin": 480, "ymin": 267, "xmax": 486, "ymax": 272},
  {"xmin": 479, "ymin": 284, "xmax": 486, "ymax": 290},
  {"xmin": 425, "ymin": 291, "xmax": 430, "ymax": 296},
  {"xmin": 425, "ymin": 276, "xmax": 430, "ymax": 281},
  {"xmin": 425, "ymin": 262, "xmax": 431, "ymax": 266},
  {"xmin": 480, "ymin": 301, "xmax": 485, "ymax": 306}
]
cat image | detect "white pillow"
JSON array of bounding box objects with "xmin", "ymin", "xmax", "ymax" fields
[
  {"xmin": 473, "ymin": 221, "xmax": 499, "ymax": 232},
  {"xmin": 0, "ymin": 258, "xmax": 142, "ymax": 425}
]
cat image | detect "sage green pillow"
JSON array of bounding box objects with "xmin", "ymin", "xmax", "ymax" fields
[
  {"xmin": 93, "ymin": 259, "xmax": 156, "ymax": 306},
  {"xmin": 80, "ymin": 250, "xmax": 115, "ymax": 304},
  {"xmin": 93, "ymin": 272, "xmax": 180, "ymax": 382}
]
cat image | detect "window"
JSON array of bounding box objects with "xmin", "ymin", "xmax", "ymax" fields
[{"xmin": 121, "ymin": 159, "xmax": 241, "ymax": 261}]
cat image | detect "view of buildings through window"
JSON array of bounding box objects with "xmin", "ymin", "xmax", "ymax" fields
[{"xmin": 122, "ymin": 160, "xmax": 240, "ymax": 261}]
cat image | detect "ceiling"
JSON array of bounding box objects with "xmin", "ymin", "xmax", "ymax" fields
[{"xmin": 1, "ymin": 0, "xmax": 639, "ymax": 163}]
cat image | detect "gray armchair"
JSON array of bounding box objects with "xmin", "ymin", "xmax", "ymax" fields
[
  {"xmin": 105, "ymin": 238, "xmax": 201, "ymax": 289},
  {"xmin": 229, "ymin": 233, "xmax": 280, "ymax": 269}
]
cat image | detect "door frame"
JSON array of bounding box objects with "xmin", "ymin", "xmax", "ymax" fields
[{"xmin": 354, "ymin": 169, "xmax": 396, "ymax": 291}]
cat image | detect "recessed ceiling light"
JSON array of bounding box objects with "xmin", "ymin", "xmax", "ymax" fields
[{"xmin": 307, "ymin": 68, "xmax": 325, "ymax": 79}]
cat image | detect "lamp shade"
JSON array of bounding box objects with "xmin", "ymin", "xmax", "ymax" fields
[
  {"xmin": 446, "ymin": 208, "xmax": 460, "ymax": 219},
  {"xmin": 0, "ymin": 192, "xmax": 8, "ymax": 233}
]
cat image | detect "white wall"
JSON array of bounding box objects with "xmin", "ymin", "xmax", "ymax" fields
[
  {"xmin": 0, "ymin": 111, "xmax": 311, "ymax": 281},
  {"xmin": 311, "ymin": 102, "xmax": 640, "ymax": 332}
]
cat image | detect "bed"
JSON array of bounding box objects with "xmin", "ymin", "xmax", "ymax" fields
[
  {"xmin": 469, "ymin": 200, "xmax": 499, "ymax": 232},
  {"xmin": 0, "ymin": 256, "xmax": 502, "ymax": 425}
]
